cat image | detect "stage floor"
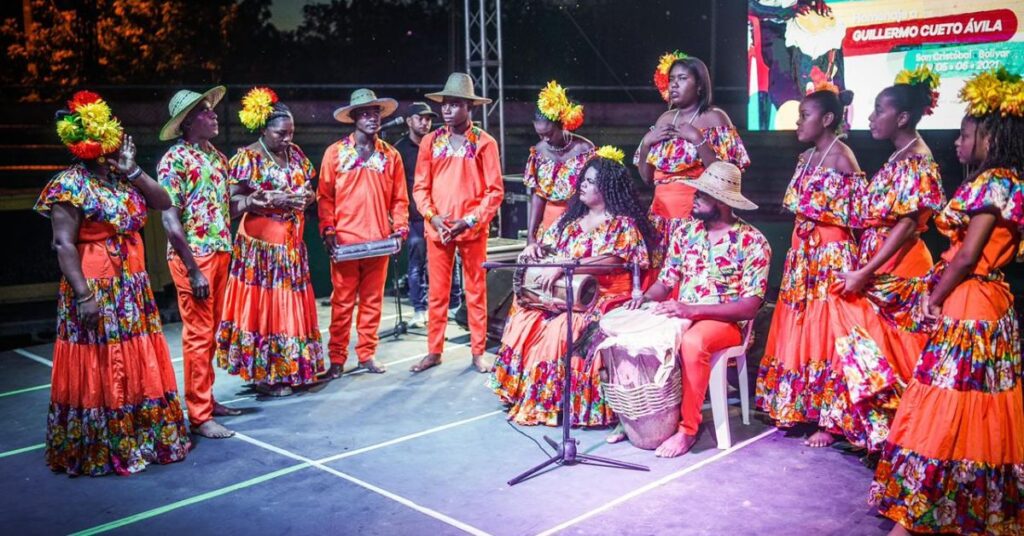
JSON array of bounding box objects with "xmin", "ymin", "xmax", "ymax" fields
[{"xmin": 0, "ymin": 299, "xmax": 895, "ymax": 535}]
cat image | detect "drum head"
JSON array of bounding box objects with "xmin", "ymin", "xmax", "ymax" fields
[{"xmin": 600, "ymin": 306, "xmax": 677, "ymax": 336}]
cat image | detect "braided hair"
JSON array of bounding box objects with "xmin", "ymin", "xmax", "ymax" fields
[
  {"xmin": 265, "ymin": 102, "xmax": 293, "ymax": 129},
  {"xmin": 555, "ymin": 157, "xmax": 659, "ymax": 255},
  {"xmin": 978, "ymin": 114, "xmax": 1024, "ymax": 173},
  {"xmin": 880, "ymin": 82, "xmax": 932, "ymax": 128},
  {"xmin": 803, "ymin": 89, "xmax": 854, "ymax": 133}
]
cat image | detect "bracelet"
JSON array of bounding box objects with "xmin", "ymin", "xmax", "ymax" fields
[
  {"xmin": 464, "ymin": 214, "xmax": 479, "ymax": 228},
  {"xmin": 422, "ymin": 209, "xmax": 436, "ymax": 221},
  {"xmin": 126, "ymin": 167, "xmax": 143, "ymax": 181},
  {"xmin": 322, "ymin": 227, "xmax": 336, "ymax": 238},
  {"xmin": 76, "ymin": 291, "xmax": 95, "ymax": 305},
  {"xmin": 693, "ymin": 138, "xmax": 708, "ymax": 151}
]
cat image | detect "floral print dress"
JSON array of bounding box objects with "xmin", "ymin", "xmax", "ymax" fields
[
  {"xmin": 491, "ymin": 215, "xmax": 649, "ymax": 427},
  {"xmin": 35, "ymin": 164, "xmax": 190, "ymax": 476},
  {"xmin": 870, "ymin": 168, "xmax": 1024, "ymax": 535},
  {"xmin": 215, "ymin": 146, "xmax": 326, "ymax": 386}
]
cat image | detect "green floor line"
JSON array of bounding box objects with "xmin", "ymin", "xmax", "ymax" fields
[
  {"xmin": 0, "ymin": 383, "xmax": 50, "ymax": 398},
  {"xmin": 69, "ymin": 463, "xmax": 310, "ymax": 536},
  {"xmin": 0, "ymin": 443, "xmax": 45, "ymax": 458}
]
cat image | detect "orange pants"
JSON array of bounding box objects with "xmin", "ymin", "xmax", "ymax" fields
[
  {"xmin": 426, "ymin": 234, "xmax": 488, "ymax": 355},
  {"xmin": 169, "ymin": 251, "xmax": 230, "ymax": 426},
  {"xmin": 678, "ymin": 319, "xmax": 742, "ymax": 435},
  {"xmin": 328, "ymin": 255, "xmax": 389, "ymax": 367}
]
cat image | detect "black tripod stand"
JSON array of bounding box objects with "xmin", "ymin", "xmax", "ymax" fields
[
  {"xmin": 483, "ymin": 259, "xmax": 650, "ymax": 486},
  {"xmin": 378, "ymin": 250, "xmax": 408, "ymax": 340}
]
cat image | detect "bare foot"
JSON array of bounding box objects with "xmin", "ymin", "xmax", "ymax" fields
[
  {"xmin": 606, "ymin": 423, "xmax": 627, "ymax": 444},
  {"xmin": 213, "ymin": 401, "xmax": 242, "ymax": 417},
  {"xmin": 655, "ymin": 431, "xmax": 698, "ymax": 457},
  {"xmin": 356, "ymin": 359, "xmax": 387, "ymax": 374},
  {"xmin": 471, "ymin": 354, "xmax": 493, "ymax": 373},
  {"xmin": 805, "ymin": 429, "xmax": 836, "ymax": 448},
  {"xmin": 192, "ymin": 420, "xmax": 234, "ymax": 439},
  {"xmin": 410, "ymin": 353, "xmax": 442, "ymax": 373}
]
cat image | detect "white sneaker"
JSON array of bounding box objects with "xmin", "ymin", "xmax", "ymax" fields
[{"xmin": 409, "ymin": 311, "xmax": 427, "ymax": 328}]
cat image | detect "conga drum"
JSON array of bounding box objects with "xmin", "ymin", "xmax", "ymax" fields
[
  {"xmin": 511, "ymin": 255, "xmax": 599, "ymax": 313},
  {"xmin": 595, "ymin": 305, "xmax": 692, "ymax": 449}
]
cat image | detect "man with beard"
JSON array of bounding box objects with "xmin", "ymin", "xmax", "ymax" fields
[
  {"xmin": 319, "ymin": 89, "xmax": 410, "ymax": 378},
  {"xmin": 624, "ymin": 161, "xmax": 771, "ymax": 457}
]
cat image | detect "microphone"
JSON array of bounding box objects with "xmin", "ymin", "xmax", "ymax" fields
[{"xmin": 380, "ymin": 116, "xmax": 406, "ymax": 129}]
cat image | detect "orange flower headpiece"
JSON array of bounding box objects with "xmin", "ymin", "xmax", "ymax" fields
[
  {"xmin": 959, "ymin": 67, "xmax": 1024, "ymax": 119},
  {"xmin": 894, "ymin": 65, "xmax": 941, "ymax": 116},
  {"xmin": 537, "ymin": 81, "xmax": 584, "ymax": 131},
  {"xmin": 55, "ymin": 91, "xmax": 123, "ymax": 160},
  {"xmin": 239, "ymin": 87, "xmax": 280, "ymax": 131},
  {"xmin": 654, "ymin": 50, "xmax": 689, "ymax": 102}
]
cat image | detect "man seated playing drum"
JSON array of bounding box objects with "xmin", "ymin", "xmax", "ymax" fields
[
  {"xmin": 622, "ymin": 161, "xmax": 771, "ymax": 457},
  {"xmin": 490, "ymin": 146, "xmax": 658, "ymax": 427}
]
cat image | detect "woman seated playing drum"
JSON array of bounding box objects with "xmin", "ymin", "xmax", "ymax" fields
[{"xmin": 490, "ymin": 146, "xmax": 658, "ymax": 427}]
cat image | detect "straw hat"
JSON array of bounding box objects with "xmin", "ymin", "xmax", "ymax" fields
[
  {"xmin": 333, "ymin": 88, "xmax": 398, "ymax": 123},
  {"xmin": 159, "ymin": 86, "xmax": 226, "ymax": 141},
  {"xmin": 689, "ymin": 161, "xmax": 758, "ymax": 210},
  {"xmin": 425, "ymin": 73, "xmax": 492, "ymax": 106}
]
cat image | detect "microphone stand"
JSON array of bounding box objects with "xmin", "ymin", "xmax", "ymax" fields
[{"xmin": 483, "ymin": 259, "xmax": 649, "ymax": 486}]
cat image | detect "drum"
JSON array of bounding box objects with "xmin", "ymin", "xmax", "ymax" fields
[
  {"xmin": 595, "ymin": 305, "xmax": 692, "ymax": 450},
  {"xmin": 511, "ymin": 256, "xmax": 599, "ymax": 313}
]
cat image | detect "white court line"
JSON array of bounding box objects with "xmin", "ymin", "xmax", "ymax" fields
[
  {"xmin": 13, "ymin": 348, "xmax": 52, "ymax": 367},
  {"xmin": 235, "ymin": 411, "xmax": 501, "ymax": 536},
  {"xmin": 535, "ymin": 428, "xmax": 778, "ymax": 536}
]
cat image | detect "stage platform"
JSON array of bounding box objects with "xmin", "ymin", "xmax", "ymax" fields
[{"xmin": 0, "ymin": 298, "xmax": 895, "ymax": 535}]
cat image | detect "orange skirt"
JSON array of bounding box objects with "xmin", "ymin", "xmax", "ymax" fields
[
  {"xmin": 215, "ymin": 215, "xmax": 325, "ymax": 386},
  {"xmin": 490, "ymin": 273, "xmax": 631, "ymax": 427},
  {"xmin": 870, "ymin": 277, "xmax": 1024, "ymax": 535},
  {"xmin": 47, "ymin": 233, "xmax": 190, "ymax": 476},
  {"xmin": 757, "ymin": 221, "xmax": 859, "ymax": 427},
  {"xmin": 644, "ymin": 179, "xmax": 698, "ymax": 290}
]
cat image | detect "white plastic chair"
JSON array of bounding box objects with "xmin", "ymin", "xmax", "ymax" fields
[{"xmin": 707, "ymin": 320, "xmax": 755, "ymax": 449}]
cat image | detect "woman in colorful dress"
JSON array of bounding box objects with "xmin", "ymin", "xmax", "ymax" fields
[
  {"xmin": 38, "ymin": 91, "xmax": 190, "ymax": 476},
  {"xmin": 756, "ymin": 85, "xmax": 866, "ymax": 447},
  {"xmin": 491, "ymin": 147, "xmax": 656, "ymax": 427},
  {"xmin": 824, "ymin": 67, "xmax": 946, "ymax": 450},
  {"xmin": 215, "ymin": 88, "xmax": 326, "ymax": 397},
  {"xmin": 524, "ymin": 81, "xmax": 594, "ymax": 241},
  {"xmin": 871, "ymin": 68, "xmax": 1024, "ymax": 536},
  {"xmin": 634, "ymin": 52, "xmax": 749, "ymax": 276}
]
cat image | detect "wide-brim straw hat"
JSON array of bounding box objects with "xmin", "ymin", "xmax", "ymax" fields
[
  {"xmin": 425, "ymin": 73, "xmax": 492, "ymax": 106},
  {"xmin": 689, "ymin": 161, "xmax": 758, "ymax": 211},
  {"xmin": 333, "ymin": 88, "xmax": 399, "ymax": 123},
  {"xmin": 159, "ymin": 86, "xmax": 226, "ymax": 141}
]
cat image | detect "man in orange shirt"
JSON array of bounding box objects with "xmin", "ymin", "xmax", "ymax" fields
[
  {"xmin": 318, "ymin": 89, "xmax": 410, "ymax": 378},
  {"xmin": 410, "ymin": 73, "xmax": 504, "ymax": 374}
]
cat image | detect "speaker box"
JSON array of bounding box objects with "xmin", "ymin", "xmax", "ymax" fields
[{"xmin": 453, "ymin": 237, "xmax": 525, "ymax": 343}]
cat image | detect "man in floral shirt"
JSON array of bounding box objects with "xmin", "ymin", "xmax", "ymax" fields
[
  {"xmin": 627, "ymin": 161, "xmax": 770, "ymax": 457},
  {"xmin": 157, "ymin": 86, "xmax": 240, "ymax": 439}
]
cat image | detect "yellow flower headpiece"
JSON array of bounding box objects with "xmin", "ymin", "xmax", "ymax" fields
[
  {"xmin": 895, "ymin": 64, "xmax": 940, "ymax": 115},
  {"xmin": 537, "ymin": 81, "xmax": 585, "ymax": 131},
  {"xmin": 55, "ymin": 91, "xmax": 123, "ymax": 160},
  {"xmin": 594, "ymin": 145, "xmax": 625, "ymax": 165},
  {"xmin": 654, "ymin": 50, "xmax": 689, "ymax": 102},
  {"xmin": 239, "ymin": 87, "xmax": 279, "ymax": 132},
  {"xmin": 959, "ymin": 67, "xmax": 1024, "ymax": 118}
]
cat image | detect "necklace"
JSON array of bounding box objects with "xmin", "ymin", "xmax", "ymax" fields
[
  {"xmin": 548, "ymin": 132, "xmax": 574, "ymax": 154},
  {"xmin": 799, "ymin": 135, "xmax": 844, "ymax": 179},
  {"xmin": 671, "ymin": 107, "xmax": 700, "ymax": 127},
  {"xmin": 888, "ymin": 136, "xmax": 919, "ymax": 163},
  {"xmin": 259, "ymin": 137, "xmax": 291, "ymax": 173}
]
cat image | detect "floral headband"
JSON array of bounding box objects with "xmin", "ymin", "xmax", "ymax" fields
[
  {"xmin": 653, "ymin": 50, "xmax": 689, "ymax": 102},
  {"xmin": 959, "ymin": 67, "xmax": 1024, "ymax": 118},
  {"xmin": 239, "ymin": 87, "xmax": 284, "ymax": 132},
  {"xmin": 537, "ymin": 81, "xmax": 584, "ymax": 131},
  {"xmin": 894, "ymin": 64, "xmax": 940, "ymax": 116},
  {"xmin": 55, "ymin": 91, "xmax": 123, "ymax": 160},
  {"xmin": 594, "ymin": 145, "xmax": 625, "ymax": 165}
]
